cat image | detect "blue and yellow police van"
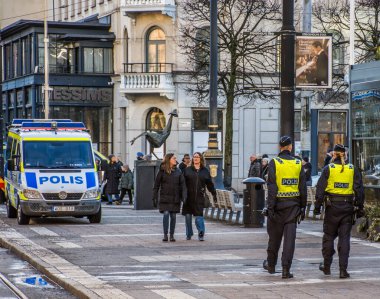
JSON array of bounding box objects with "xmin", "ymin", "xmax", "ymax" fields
[{"xmin": 4, "ymin": 119, "xmax": 101, "ymax": 225}]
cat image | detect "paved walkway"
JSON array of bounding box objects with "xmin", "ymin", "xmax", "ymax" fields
[{"xmin": 0, "ymin": 203, "xmax": 380, "ymax": 298}]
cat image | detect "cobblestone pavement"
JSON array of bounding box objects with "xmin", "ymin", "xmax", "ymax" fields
[{"xmin": 0, "ymin": 203, "xmax": 380, "ymax": 299}]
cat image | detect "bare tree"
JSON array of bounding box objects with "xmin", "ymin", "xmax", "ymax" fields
[
  {"xmin": 179, "ymin": 0, "xmax": 281, "ymax": 188},
  {"xmin": 312, "ymin": 0, "xmax": 380, "ymax": 103}
]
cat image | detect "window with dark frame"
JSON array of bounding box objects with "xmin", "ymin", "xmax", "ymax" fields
[{"xmin": 83, "ymin": 47, "xmax": 113, "ymax": 73}]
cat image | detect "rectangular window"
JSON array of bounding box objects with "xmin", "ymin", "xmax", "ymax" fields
[
  {"xmin": 84, "ymin": 0, "xmax": 89, "ymax": 11},
  {"xmin": 64, "ymin": 0, "xmax": 68, "ymax": 19},
  {"xmin": 84, "ymin": 48, "xmax": 113, "ymax": 73},
  {"xmin": 294, "ymin": 111, "xmax": 301, "ymax": 142},
  {"xmin": 13, "ymin": 42, "xmax": 19, "ymax": 77},
  {"xmin": 5, "ymin": 44, "xmax": 12, "ymax": 79}
]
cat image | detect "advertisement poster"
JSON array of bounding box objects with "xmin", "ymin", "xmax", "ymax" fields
[{"xmin": 295, "ymin": 36, "xmax": 332, "ymax": 89}]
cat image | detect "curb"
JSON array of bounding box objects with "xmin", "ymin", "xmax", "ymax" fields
[{"xmin": 0, "ymin": 235, "xmax": 99, "ymax": 299}]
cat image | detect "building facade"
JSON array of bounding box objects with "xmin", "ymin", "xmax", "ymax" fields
[
  {"xmin": 0, "ymin": 19, "xmax": 115, "ymax": 153},
  {"xmin": 1, "ymin": 0, "xmax": 350, "ymax": 191}
]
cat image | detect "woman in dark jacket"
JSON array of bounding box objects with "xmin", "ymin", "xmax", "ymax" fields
[
  {"xmin": 182, "ymin": 152, "xmax": 217, "ymax": 241},
  {"xmin": 117, "ymin": 165, "xmax": 134, "ymax": 205},
  {"xmin": 153, "ymin": 153, "xmax": 187, "ymax": 242},
  {"xmin": 104, "ymin": 155, "xmax": 122, "ymax": 205}
]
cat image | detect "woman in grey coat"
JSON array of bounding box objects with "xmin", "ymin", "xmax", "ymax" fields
[
  {"xmin": 117, "ymin": 165, "xmax": 134, "ymax": 205},
  {"xmin": 153, "ymin": 153, "xmax": 187, "ymax": 242}
]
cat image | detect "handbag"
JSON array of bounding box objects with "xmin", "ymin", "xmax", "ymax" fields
[{"xmin": 203, "ymin": 192, "xmax": 212, "ymax": 208}]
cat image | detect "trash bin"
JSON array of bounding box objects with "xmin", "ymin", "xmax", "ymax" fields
[
  {"xmin": 242, "ymin": 177, "xmax": 266, "ymax": 228},
  {"xmin": 134, "ymin": 160, "xmax": 162, "ymax": 210}
]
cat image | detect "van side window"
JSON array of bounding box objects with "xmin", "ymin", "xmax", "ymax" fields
[
  {"xmin": 14, "ymin": 142, "xmax": 21, "ymax": 169},
  {"xmin": 6, "ymin": 137, "xmax": 13, "ymax": 160}
]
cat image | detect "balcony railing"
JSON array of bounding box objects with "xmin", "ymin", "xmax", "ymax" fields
[
  {"xmin": 120, "ymin": 63, "xmax": 175, "ymax": 100},
  {"xmin": 121, "ymin": 0, "xmax": 176, "ymax": 19}
]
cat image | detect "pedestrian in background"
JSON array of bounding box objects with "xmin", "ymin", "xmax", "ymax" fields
[
  {"xmin": 314, "ymin": 144, "xmax": 364, "ymax": 279},
  {"xmin": 261, "ymin": 157, "xmax": 269, "ymax": 181},
  {"xmin": 263, "ymin": 136, "xmax": 307, "ymax": 279},
  {"xmin": 136, "ymin": 152, "xmax": 144, "ymax": 161},
  {"xmin": 182, "ymin": 152, "xmax": 217, "ymax": 241},
  {"xmin": 179, "ymin": 154, "xmax": 191, "ymax": 172},
  {"xmin": 153, "ymin": 153, "xmax": 187, "ymax": 242},
  {"xmin": 117, "ymin": 165, "xmax": 134, "ymax": 205},
  {"xmin": 116, "ymin": 156, "xmax": 124, "ymax": 168},
  {"xmin": 302, "ymin": 157, "xmax": 312, "ymax": 186},
  {"xmin": 105, "ymin": 155, "xmax": 122, "ymax": 205},
  {"xmin": 248, "ymin": 154, "xmax": 262, "ymax": 177},
  {"xmin": 324, "ymin": 149, "xmax": 333, "ymax": 166}
]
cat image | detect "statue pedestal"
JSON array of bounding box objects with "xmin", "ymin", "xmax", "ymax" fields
[{"xmin": 134, "ymin": 160, "xmax": 162, "ymax": 210}]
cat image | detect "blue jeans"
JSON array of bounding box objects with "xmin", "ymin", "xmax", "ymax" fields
[
  {"xmin": 163, "ymin": 211, "xmax": 176, "ymax": 235},
  {"xmin": 107, "ymin": 194, "xmax": 119, "ymax": 203},
  {"xmin": 185, "ymin": 214, "xmax": 205, "ymax": 237},
  {"xmin": 185, "ymin": 214, "xmax": 194, "ymax": 238}
]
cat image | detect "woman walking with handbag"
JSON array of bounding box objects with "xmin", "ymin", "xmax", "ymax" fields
[
  {"xmin": 153, "ymin": 153, "xmax": 187, "ymax": 242},
  {"xmin": 182, "ymin": 152, "xmax": 217, "ymax": 241}
]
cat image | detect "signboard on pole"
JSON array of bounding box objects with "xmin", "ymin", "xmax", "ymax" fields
[{"xmin": 295, "ymin": 36, "xmax": 332, "ymax": 89}]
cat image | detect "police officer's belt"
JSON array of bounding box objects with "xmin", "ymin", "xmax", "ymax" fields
[
  {"xmin": 327, "ymin": 196, "xmax": 353, "ymax": 203},
  {"xmin": 276, "ymin": 197, "xmax": 300, "ymax": 202}
]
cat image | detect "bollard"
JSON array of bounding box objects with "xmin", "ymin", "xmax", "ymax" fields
[{"xmin": 242, "ymin": 177, "xmax": 265, "ymax": 228}]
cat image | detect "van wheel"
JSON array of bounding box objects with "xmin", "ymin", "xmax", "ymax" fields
[
  {"xmin": 17, "ymin": 203, "xmax": 30, "ymax": 225},
  {"xmin": 88, "ymin": 206, "xmax": 101, "ymax": 224},
  {"xmin": 6, "ymin": 198, "xmax": 17, "ymax": 218}
]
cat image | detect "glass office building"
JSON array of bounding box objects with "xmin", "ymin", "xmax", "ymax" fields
[{"xmin": 350, "ymin": 61, "xmax": 380, "ymax": 203}]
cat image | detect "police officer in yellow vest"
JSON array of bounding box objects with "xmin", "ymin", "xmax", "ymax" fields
[
  {"xmin": 263, "ymin": 136, "xmax": 307, "ymax": 279},
  {"xmin": 314, "ymin": 144, "xmax": 364, "ymax": 279}
]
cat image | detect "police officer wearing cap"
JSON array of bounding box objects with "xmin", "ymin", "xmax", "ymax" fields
[
  {"xmin": 314, "ymin": 144, "xmax": 364, "ymax": 279},
  {"xmin": 263, "ymin": 136, "xmax": 307, "ymax": 278}
]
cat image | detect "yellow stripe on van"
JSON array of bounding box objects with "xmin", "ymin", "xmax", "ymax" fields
[{"xmin": 22, "ymin": 138, "xmax": 90, "ymax": 141}]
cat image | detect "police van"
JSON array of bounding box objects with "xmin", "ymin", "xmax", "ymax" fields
[{"xmin": 4, "ymin": 119, "xmax": 101, "ymax": 225}]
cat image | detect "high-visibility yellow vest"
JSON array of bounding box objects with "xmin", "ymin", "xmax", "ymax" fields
[
  {"xmin": 274, "ymin": 157, "xmax": 302, "ymax": 197},
  {"xmin": 326, "ymin": 163, "xmax": 354, "ymax": 196}
]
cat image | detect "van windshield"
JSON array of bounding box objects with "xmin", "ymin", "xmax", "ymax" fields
[{"xmin": 23, "ymin": 141, "xmax": 94, "ymax": 169}]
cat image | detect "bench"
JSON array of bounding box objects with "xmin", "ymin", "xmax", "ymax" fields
[{"xmin": 204, "ymin": 189, "xmax": 242, "ymax": 224}]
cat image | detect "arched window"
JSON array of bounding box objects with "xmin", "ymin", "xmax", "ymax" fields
[
  {"xmin": 145, "ymin": 108, "xmax": 166, "ymax": 159},
  {"xmin": 146, "ymin": 27, "xmax": 166, "ymax": 72},
  {"xmin": 195, "ymin": 26, "xmax": 210, "ymax": 72}
]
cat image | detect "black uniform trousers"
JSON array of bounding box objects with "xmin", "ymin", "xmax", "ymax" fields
[
  {"xmin": 322, "ymin": 201, "xmax": 354, "ymax": 270},
  {"xmin": 266, "ymin": 203, "xmax": 300, "ymax": 268}
]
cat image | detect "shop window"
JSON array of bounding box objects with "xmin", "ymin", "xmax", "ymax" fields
[
  {"xmin": 146, "ymin": 27, "xmax": 166, "ymax": 72},
  {"xmin": 294, "ymin": 111, "xmax": 301, "ymax": 142},
  {"xmin": 317, "ymin": 111, "xmax": 347, "ymax": 170},
  {"xmin": 84, "ymin": 48, "xmax": 113, "ymax": 73},
  {"xmin": 192, "ymin": 109, "xmax": 223, "ymax": 153}
]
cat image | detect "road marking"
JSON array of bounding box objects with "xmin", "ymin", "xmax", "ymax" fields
[
  {"xmin": 153, "ymin": 289, "xmax": 197, "ymax": 299},
  {"xmin": 30, "ymin": 227, "xmax": 59, "ymax": 236},
  {"xmin": 197, "ymin": 276, "xmax": 380, "ymax": 288},
  {"xmin": 299, "ymin": 256, "xmax": 380, "ymax": 262},
  {"xmin": 82, "ymin": 231, "xmax": 266, "ymax": 238},
  {"xmin": 130, "ymin": 254, "xmax": 243, "ymax": 263},
  {"xmin": 97, "ymin": 270, "xmax": 181, "ymax": 282},
  {"xmin": 298, "ymin": 229, "xmax": 380, "ymax": 249},
  {"xmin": 53, "ymin": 241, "xmax": 82, "ymax": 249}
]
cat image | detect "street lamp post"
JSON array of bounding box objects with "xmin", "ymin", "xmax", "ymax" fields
[
  {"xmin": 44, "ymin": 0, "xmax": 50, "ymax": 119},
  {"xmin": 203, "ymin": 0, "xmax": 223, "ymax": 189},
  {"xmin": 280, "ymin": 0, "xmax": 296, "ymax": 147}
]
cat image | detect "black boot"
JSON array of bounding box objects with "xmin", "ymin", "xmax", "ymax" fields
[
  {"xmin": 340, "ymin": 269, "xmax": 350, "ymax": 279},
  {"xmin": 263, "ymin": 260, "xmax": 275, "ymax": 274},
  {"xmin": 282, "ymin": 267, "xmax": 294, "ymax": 279},
  {"xmin": 319, "ymin": 262, "xmax": 331, "ymax": 275},
  {"xmin": 162, "ymin": 234, "xmax": 168, "ymax": 242},
  {"xmin": 170, "ymin": 234, "xmax": 176, "ymax": 242}
]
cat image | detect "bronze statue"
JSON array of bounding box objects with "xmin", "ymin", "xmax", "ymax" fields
[{"xmin": 130, "ymin": 110, "xmax": 178, "ymax": 159}]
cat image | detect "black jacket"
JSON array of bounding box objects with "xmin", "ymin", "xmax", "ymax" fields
[
  {"xmin": 315, "ymin": 160, "xmax": 364, "ymax": 209},
  {"xmin": 267, "ymin": 150, "xmax": 307, "ymax": 211},
  {"xmin": 178, "ymin": 162, "xmax": 188, "ymax": 172},
  {"xmin": 303, "ymin": 162, "xmax": 312, "ymax": 182},
  {"xmin": 248, "ymin": 160, "xmax": 261, "ymax": 177},
  {"xmin": 104, "ymin": 162, "xmax": 122, "ymax": 194},
  {"xmin": 153, "ymin": 167, "xmax": 187, "ymax": 213},
  {"xmin": 182, "ymin": 166, "xmax": 216, "ymax": 216}
]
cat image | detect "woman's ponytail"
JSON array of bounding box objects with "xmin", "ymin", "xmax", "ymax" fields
[{"xmin": 338, "ymin": 152, "xmax": 345, "ymax": 173}]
